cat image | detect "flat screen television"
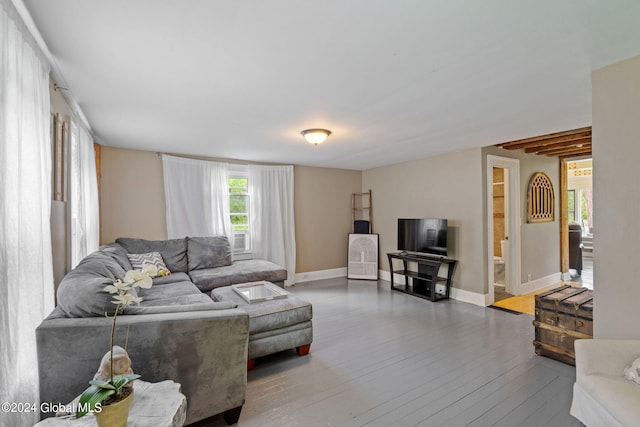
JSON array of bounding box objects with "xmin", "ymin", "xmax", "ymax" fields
[{"xmin": 397, "ymin": 218, "xmax": 448, "ymax": 257}]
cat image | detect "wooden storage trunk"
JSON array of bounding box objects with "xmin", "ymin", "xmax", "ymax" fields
[{"xmin": 533, "ymin": 285, "xmax": 593, "ymax": 365}]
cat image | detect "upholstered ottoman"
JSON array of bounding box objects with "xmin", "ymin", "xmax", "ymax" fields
[{"xmin": 211, "ymin": 284, "xmax": 313, "ymax": 369}]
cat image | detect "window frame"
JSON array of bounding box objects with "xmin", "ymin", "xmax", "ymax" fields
[{"xmin": 228, "ymin": 165, "xmax": 251, "ymax": 254}]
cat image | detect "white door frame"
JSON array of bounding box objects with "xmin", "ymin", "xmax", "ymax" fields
[{"xmin": 486, "ymin": 155, "xmax": 522, "ymax": 305}]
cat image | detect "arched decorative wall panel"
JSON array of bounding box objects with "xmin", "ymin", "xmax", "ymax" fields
[{"xmin": 527, "ymin": 172, "xmax": 554, "ymax": 223}]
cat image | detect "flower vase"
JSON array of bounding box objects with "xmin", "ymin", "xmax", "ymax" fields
[{"xmin": 94, "ymin": 389, "xmax": 134, "ymax": 427}]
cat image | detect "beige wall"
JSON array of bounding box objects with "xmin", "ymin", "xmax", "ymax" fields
[
  {"xmin": 99, "ymin": 140, "xmax": 562, "ymax": 297},
  {"xmin": 363, "ymin": 148, "xmax": 485, "ymax": 295},
  {"xmin": 592, "ymin": 54, "xmax": 640, "ymax": 339},
  {"xmin": 482, "ymin": 146, "xmax": 561, "ymax": 283},
  {"xmin": 101, "ymin": 147, "xmax": 168, "ymax": 243},
  {"xmin": 100, "ymin": 146, "xmax": 362, "ymax": 274},
  {"xmin": 363, "ymin": 145, "xmax": 561, "ymax": 298},
  {"xmin": 294, "ymin": 166, "xmax": 362, "ymax": 273}
]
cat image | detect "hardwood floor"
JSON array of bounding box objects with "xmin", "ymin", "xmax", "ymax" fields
[
  {"xmin": 197, "ymin": 277, "xmax": 579, "ymax": 427},
  {"xmin": 493, "ymin": 258, "xmax": 594, "ymax": 315},
  {"xmin": 491, "ymin": 284, "xmax": 566, "ymax": 315},
  {"xmin": 493, "ymin": 285, "xmax": 513, "ymax": 303}
]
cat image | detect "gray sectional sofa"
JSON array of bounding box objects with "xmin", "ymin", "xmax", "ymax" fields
[{"xmin": 36, "ymin": 236, "xmax": 287, "ymax": 425}]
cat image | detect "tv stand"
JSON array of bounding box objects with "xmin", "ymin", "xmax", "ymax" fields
[{"xmin": 387, "ymin": 252, "xmax": 458, "ymax": 302}]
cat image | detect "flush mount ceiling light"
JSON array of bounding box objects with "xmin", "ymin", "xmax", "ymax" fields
[{"xmin": 301, "ymin": 128, "xmax": 331, "ymax": 145}]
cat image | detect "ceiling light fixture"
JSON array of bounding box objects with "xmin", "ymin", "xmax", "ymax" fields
[{"xmin": 301, "ymin": 128, "xmax": 331, "ymax": 145}]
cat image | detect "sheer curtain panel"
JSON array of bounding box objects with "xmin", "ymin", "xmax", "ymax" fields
[
  {"xmin": 0, "ymin": 0, "xmax": 55, "ymax": 424},
  {"xmin": 69, "ymin": 120, "xmax": 99, "ymax": 267},
  {"xmin": 248, "ymin": 165, "xmax": 296, "ymax": 286},
  {"xmin": 162, "ymin": 155, "xmax": 232, "ymax": 239}
]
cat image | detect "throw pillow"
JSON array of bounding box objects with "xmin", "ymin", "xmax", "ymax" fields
[
  {"xmin": 127, "ymin": 252, "xmax": 171, "ymax": 277},
  {"xmin": 624, "ymin": 357, "xmax": 640, "ymax": 385},
  {"xmin": 116, "ymin": 237, "xmax": 188, "ymax": 272}
]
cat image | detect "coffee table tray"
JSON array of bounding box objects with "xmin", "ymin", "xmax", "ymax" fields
[{"xmin": 231, "ymin": 280, "xmax": 288, "ymax": 303}]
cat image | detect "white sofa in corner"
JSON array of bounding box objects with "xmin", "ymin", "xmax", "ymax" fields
[{"xmin": 571, "ymin": 339, "xmax": 640, "ymax": 427}]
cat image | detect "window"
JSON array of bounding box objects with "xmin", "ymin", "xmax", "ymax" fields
[{"xmin": 229, "ymin": 172, "xmax": 250, "ymax": 252}]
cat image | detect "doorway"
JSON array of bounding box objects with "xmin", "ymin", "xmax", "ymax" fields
[
  {"xmin": 492, "ymin": 167, "xmax": 511, "ymax": 301},
  {"xmin": 563, "ymin": 158, "xmax": 593, "ymax": 289},
  {"xmin": 487, "ymin": 155, "xmax": 521, "ymax": 305}
]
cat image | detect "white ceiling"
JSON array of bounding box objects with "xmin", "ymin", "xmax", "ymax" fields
[{"xmin": 20, "ymin": 0, "xmax": 640, "ymax": 170}]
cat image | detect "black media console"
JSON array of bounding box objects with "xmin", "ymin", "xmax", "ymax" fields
[{"xmin": 387, "ymin": 252, "xmax": 458, "ymax": 302}]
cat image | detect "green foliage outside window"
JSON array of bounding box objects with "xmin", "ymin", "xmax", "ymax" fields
[
  {"xmin": 229, "ymin": 178, "xmax": 249, "ymax": 232},
  {"xmin": 230, "ymin": 195, "xmax": 247, "ymax": 213},
  {"xmin": 567, "ymin": 190, "xmax": 575, "ymax": 222}
]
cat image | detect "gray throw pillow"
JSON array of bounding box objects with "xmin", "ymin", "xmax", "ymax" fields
[
  {"xmin": 187, "ymin": 236, "xmax": 233, "ymax": 270},
  {"xmin": 116, "ymin": 237, "xmax": 188, "ymax": 272}
]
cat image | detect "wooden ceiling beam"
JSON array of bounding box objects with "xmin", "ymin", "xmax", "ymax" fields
[
  {"xmin": 537, "ymin": 146, "xmax": 591, "ymax": 157},
  {"xmin": 496, "ymin": 127, "xmax": 592, "ymax": 150},
  {"xmin": 525, "ymin": 136, "xmax": 592, "ymax": 153},
  {"xmin": 544, "ymin": 146, "xmax": 592, "ymax": 157},
  {"xmin": 559, "ymin": 151, "xmax": 592, "ymax": 159},
  {"xmin": 543, "ymin": 146, "xmax": 592, "ymax": 156},
  {"xmin": 499, "ymin": 131, "xmax": 591, "ymax": 150}
]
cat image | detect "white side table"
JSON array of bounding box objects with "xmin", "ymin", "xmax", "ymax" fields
[{"xmin": 35, "ymin": 380, "xmax": 187, "ymax": 427}]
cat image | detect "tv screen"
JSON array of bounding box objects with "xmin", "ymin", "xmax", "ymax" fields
[{"xmin": 397, "ymin": 218, "xmax": 448, "ymax": 256}]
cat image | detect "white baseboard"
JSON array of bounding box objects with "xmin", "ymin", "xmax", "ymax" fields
[
  {"xmin": 519, "ymin": 272, "xmax": 562, "ymax": 295},
  {"xmin": 295, "ymin": 267, "xmax": 348, "ymax": 284},
  {"xmin": 378, "ymin": 269, "xmax": 392, "ymax": 282},
  {"xmin": 295, "ymin": 269, "xmax": 560, "ymax": 305},
  {"xmin": 450, "ymin": 287, "xmax": 491, "ymax": 306},
  {"xmin": 379, "ymin": 270, "xmax": 488, "ymax": 307}
]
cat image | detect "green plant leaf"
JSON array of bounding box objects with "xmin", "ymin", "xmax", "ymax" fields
[
  {"xmin": 88, "ymin": 379, "xmax": 115, "ymax": 389},
  {"xmin": 76, "ymin": 385, "xmax": 115, "ymax": 418},
  {"xmin": 111, "ymin": 373, "xmax": 141, "ymax": 389},
  {"xmin": 75, "ymin": 374, "xmax": 140, "ymax": 418}
]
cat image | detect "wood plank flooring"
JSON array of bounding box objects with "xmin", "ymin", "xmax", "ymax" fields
[
  {"xmin": 491, "ymin": 284, "xmax": 563, "ymax": 315},
  {"xmin": 197, "ymin": 278, "xmax": 579, "ymax": 427}
]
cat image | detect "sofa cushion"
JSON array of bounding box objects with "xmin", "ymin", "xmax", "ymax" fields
[
  {"xmin": 188, "ymin": 259, "xmax": 287, "ymax": 293},
  {"xmin": 152, "ymin": 272, "xmax": 190, "ymax": 286},
  {"xmin": 57, "ymin": 251, "xmax": 129, "ymax": 317},
  {"xmin": 123, "ymin": 300, "xmax": 237, "ymax": 315},
  {"xmin": 137, "ymin": 280, "xmax": 202, "ymax": 302},
  {"xmin": 187, "ymin": 236, "xmax": 232, "ymax": 270},
  {"xmin": 116, "ymin": 237, "xmax": 188, "ymax": 273},
  {"xmin": 141, "ymin": 292, "xmax": 213, "ymax": 306},
  {"xmin": 99, "ymin": 243, "xmax": 133, "ymax": 271}
]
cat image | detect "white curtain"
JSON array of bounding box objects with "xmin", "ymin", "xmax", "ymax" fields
[
  {"xmin": 162, "ymin": 155, "xmax": 232, "ymax": 239},
  {"xmin": 0, "ymin": 1, "xmax": 55, "ymax": 425},
  {"xmin": 69, "ymin": 120, "xmax": 99, "ymax": 267},
  {"xmin": 249, "ymin": 165, "xmax": 296, "ymax": 286}
]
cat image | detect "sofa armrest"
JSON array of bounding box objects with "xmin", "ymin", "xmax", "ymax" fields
[
  {"xmin": 37, "ymin": 308, "xmax": 249, "ymax": 424},
  {"xmin": 575, "ymin": 339, "xmax": 640, "ymax": 378}
]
